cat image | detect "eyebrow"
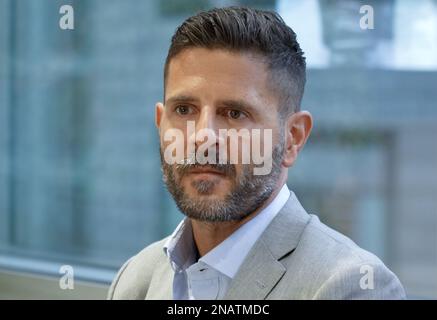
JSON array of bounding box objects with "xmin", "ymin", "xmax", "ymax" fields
[{"xmin": 165, "ymin": 95, "xmax": 199, "ymax": 105}]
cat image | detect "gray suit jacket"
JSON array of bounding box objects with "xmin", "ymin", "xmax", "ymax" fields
[{"xmin": 108, "ymin": 192, "xmax": 406, "ymax": 299}]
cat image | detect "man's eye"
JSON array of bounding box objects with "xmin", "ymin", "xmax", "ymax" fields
[
  {"xmin": 227, "ymin": 109, "xmax": 246, "ymax": 120},
  {"xmin": 175, "ymin": 105, "xmax": 191, "ymax": 115}
]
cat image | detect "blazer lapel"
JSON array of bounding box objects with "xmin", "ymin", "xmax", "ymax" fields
[
  {"xmin": 221, "ymin": 238, "xmax": 286, "ymax": 299},
  {"xmin": 223, "ymin": 191, "xmax": 310, "ymax": 300}
]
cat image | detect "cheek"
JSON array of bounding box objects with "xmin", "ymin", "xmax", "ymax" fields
[
  {"xmin": 233, "ymin": 164, "xmax": 246, "ymax": 180},
  {"xmin": 160, "ymin": 127, "xmax": 189, "ymax": 163},
  {"xmin": 225, "ymin": 135, "xmax": 252, "ymax": 164}
]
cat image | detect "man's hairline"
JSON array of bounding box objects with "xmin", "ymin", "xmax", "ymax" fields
[{"xmin": 162, "ymin": 47, "xmax": 298, "ymax": 121}]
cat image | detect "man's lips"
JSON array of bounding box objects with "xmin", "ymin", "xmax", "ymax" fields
[{"xmin": 187, "ymin": 168, "xmax": 226, "ymax": 176}]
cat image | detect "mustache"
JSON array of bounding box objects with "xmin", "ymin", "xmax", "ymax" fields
[{"xmin": 174, "ymin": 150, "xmax": 236, "ymax": 176}]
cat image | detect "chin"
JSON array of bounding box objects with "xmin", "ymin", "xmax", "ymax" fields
[
  {"xmin": 187, "ymin": 182, "xmax": 231, "ymax": 198},
  {"xmin": 182, "ymin": 175, "xmax": 226, "ymax": 193}
]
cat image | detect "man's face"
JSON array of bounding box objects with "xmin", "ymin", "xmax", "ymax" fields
[{"xmin": 157, "ymin": 48, "xmax": 285, "ymax": 222}]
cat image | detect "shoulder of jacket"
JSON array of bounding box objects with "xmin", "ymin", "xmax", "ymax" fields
[{"xmin": 107, "ymin": 236, "xmax": 170, "ymax": 300}]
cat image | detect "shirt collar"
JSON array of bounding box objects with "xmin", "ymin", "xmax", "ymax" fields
[
  {"xmin": 163, "ymin": 184, "xmax": 291, "ymax": 278},
  {"xmin": 163, "ymin": 218, "xmax": 197, "ymax": 272}
]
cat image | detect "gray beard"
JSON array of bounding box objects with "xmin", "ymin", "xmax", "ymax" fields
[{"xmin": 160, "ymin": 142, "xmax": 284, "ymax": 223}]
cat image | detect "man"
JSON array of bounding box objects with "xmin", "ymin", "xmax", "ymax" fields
[{"xmin": 108, "ymin": 6, "xmax": 405, "ymax": 300}]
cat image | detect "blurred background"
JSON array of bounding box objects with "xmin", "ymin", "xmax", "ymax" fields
[{"xmin": 0, "ymin": 0, "xmax": 436, "ymax": 299}]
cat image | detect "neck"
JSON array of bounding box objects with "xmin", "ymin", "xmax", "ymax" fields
[{"xmin": 191, "ymin": 179, "xmax": 286, "ymax": 257}]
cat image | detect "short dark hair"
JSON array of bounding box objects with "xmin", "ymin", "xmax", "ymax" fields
[{"xmin": 164, "ymin": 6, "xmax": 306, "ymax": 116}]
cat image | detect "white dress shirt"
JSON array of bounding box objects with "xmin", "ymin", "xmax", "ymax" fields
[{"xmin": 163, "ymin": 184, "xmax": 290, "ymax": 300}]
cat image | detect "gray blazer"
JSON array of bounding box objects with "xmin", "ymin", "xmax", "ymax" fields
[{"xmin": 108, "ymin": 192, "xmax": 406, "ymax": 299}]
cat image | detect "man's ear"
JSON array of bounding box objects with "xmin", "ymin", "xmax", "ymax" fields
[
  {"xmin": 282, "ymin": 111, "xmax": 313, "ymax": 168},
  {"xmin": 155, "ymin": 102, "xmax": 164, "ymax": 129}
]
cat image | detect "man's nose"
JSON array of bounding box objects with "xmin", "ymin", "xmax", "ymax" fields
[{"xmin": 194, "ymin": 107, "xmax": 220, "ymax": 147}]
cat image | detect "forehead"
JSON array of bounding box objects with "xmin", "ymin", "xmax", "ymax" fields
[{"xmin": 165, "ymin": 48, "xmax": 278, "ymax": 107}]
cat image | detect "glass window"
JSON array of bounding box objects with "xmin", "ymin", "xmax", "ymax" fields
[{"xmin": 0, "ymin": 0, "xmax": 436, "ymax": 298}]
